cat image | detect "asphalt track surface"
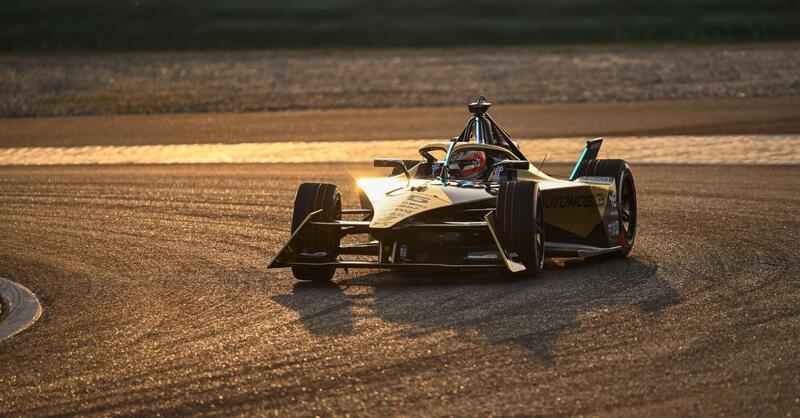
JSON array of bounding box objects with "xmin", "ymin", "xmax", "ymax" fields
[{"xmin": 1, "ymin": 162, "xmax": 799, "ymax": 416}]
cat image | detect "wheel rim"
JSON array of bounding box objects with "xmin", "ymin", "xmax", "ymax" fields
[{"xmin": 619, "ymin": 173, "xmax": 636, "ymax": 243}]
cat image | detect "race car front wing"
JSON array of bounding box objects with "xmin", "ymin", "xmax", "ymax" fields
[
  {"xmin": 268, "ymin": 208, "xmax": 620, "ymax": 273},
  {"xmin": 267, "ymin": 208, "xmax": 526, "ymax": 272}
]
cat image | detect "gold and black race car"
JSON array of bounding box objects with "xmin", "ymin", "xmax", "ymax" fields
[{"xmin": 269, "ymin": 97, "xmax": 637, "ymax": 281}]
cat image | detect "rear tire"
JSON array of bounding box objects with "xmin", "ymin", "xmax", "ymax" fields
[
  {"xmin": 290, "ymin": 183, "xmax": 342, "ymax": 281},
  {"xmin": 495, "ymin": 181, "xmax": 545, "ymax": 276},
  {"xmin": 575, "ymin": 159, "xmax": 637, "ymax": 256}
]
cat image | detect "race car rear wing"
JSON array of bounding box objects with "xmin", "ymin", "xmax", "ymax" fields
[{"xmin": 568, "ymin": 138, "xmax": 603, "ymax": 181}]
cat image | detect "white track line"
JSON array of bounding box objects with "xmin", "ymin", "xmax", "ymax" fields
[{"xmin": 0, "ymin": 277, "xmax": 42, "ymax": 341}]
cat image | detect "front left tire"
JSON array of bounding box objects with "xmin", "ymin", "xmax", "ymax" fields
[{"xmin": 495, "ymin": 180, "xmax": 545, "ymax": 276}]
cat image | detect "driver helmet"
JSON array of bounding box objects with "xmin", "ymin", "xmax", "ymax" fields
[{"xmin": 460, "ymin": 150, "xmax": 487, "ymax": 180}]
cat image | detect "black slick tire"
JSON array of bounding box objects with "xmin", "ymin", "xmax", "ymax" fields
[
  {"xmin": 290, "ymin": 183, "xmax": 342, "ymax": 281},
  {"xmin": 575, "ymin": 159, "xmax": 637, "ymax": 256},
  {"xmin": 495, "ymin": 181, "xmax": 545, "ymax": 276}
]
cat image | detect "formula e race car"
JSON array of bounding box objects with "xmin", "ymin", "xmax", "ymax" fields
[{"xmin": 269, "ymin": 97, "xmax": 637, "ymax": 281}]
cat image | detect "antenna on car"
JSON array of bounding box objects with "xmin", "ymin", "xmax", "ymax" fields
[
  {"xmin": 468, "ymin": 96, "xmax": 491, "ymax": 116},
  {"xmin": 538, "ymin": 153, "xmax": 548, "ymax": 172}
]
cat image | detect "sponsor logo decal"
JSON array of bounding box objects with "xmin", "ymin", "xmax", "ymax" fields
[
  {"xmin": 544, "ymin": 193, "xmax": 605, "ymax": 209},
  {"xmin": 372, "ymin": 193, "xmax": 434, "ymax": 226},
  {"xmin": 488, "ymin": 165, "xmax": 504, "ymax": 182},
  {"xmin": 577, "ymin": 176, "xmax": 614, "ymax": 185},
  {"xmin": 608, "ymin": 220, "xmax": 620, "ymax": 237}
]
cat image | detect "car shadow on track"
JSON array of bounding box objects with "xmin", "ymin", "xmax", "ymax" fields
[
  {"xmin": 272, "ymin": 254, "xmax": 682, "ymax": 363},
  {"xmin": 271, "ymin": 280, "xmax": 358, "ymax": 337}
]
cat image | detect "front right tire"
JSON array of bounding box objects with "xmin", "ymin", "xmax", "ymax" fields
[{"xmin": 290, "ymin": 183, "xmax": 342, "ymax": 281}]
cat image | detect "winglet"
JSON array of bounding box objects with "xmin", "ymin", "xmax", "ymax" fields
[
  {"xmin": 484, "ymin": 212, "xmax": 526, "ymax": 273},
  {"xmin": 568, "ymin": 138, "xmax": 603, "ymax": 181},
  {"xmin": 267, "ymin": 209, "xmax": 324, "ymax": 268}
]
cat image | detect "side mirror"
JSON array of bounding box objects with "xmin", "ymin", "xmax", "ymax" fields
[
  {"xmin": 495, "ymin": 160, "xmax": 530, "ymax": 171},
  {"xmin": 491, "ymin": 160, "xmax": 530, "ymax": 182},
  {"xmin": 374, "ymin": 158, "xmax": 411, "ymax": 185},
  {"xmin": 374, "ymin": 157, "xmax": 406, "ymax": 169}
]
